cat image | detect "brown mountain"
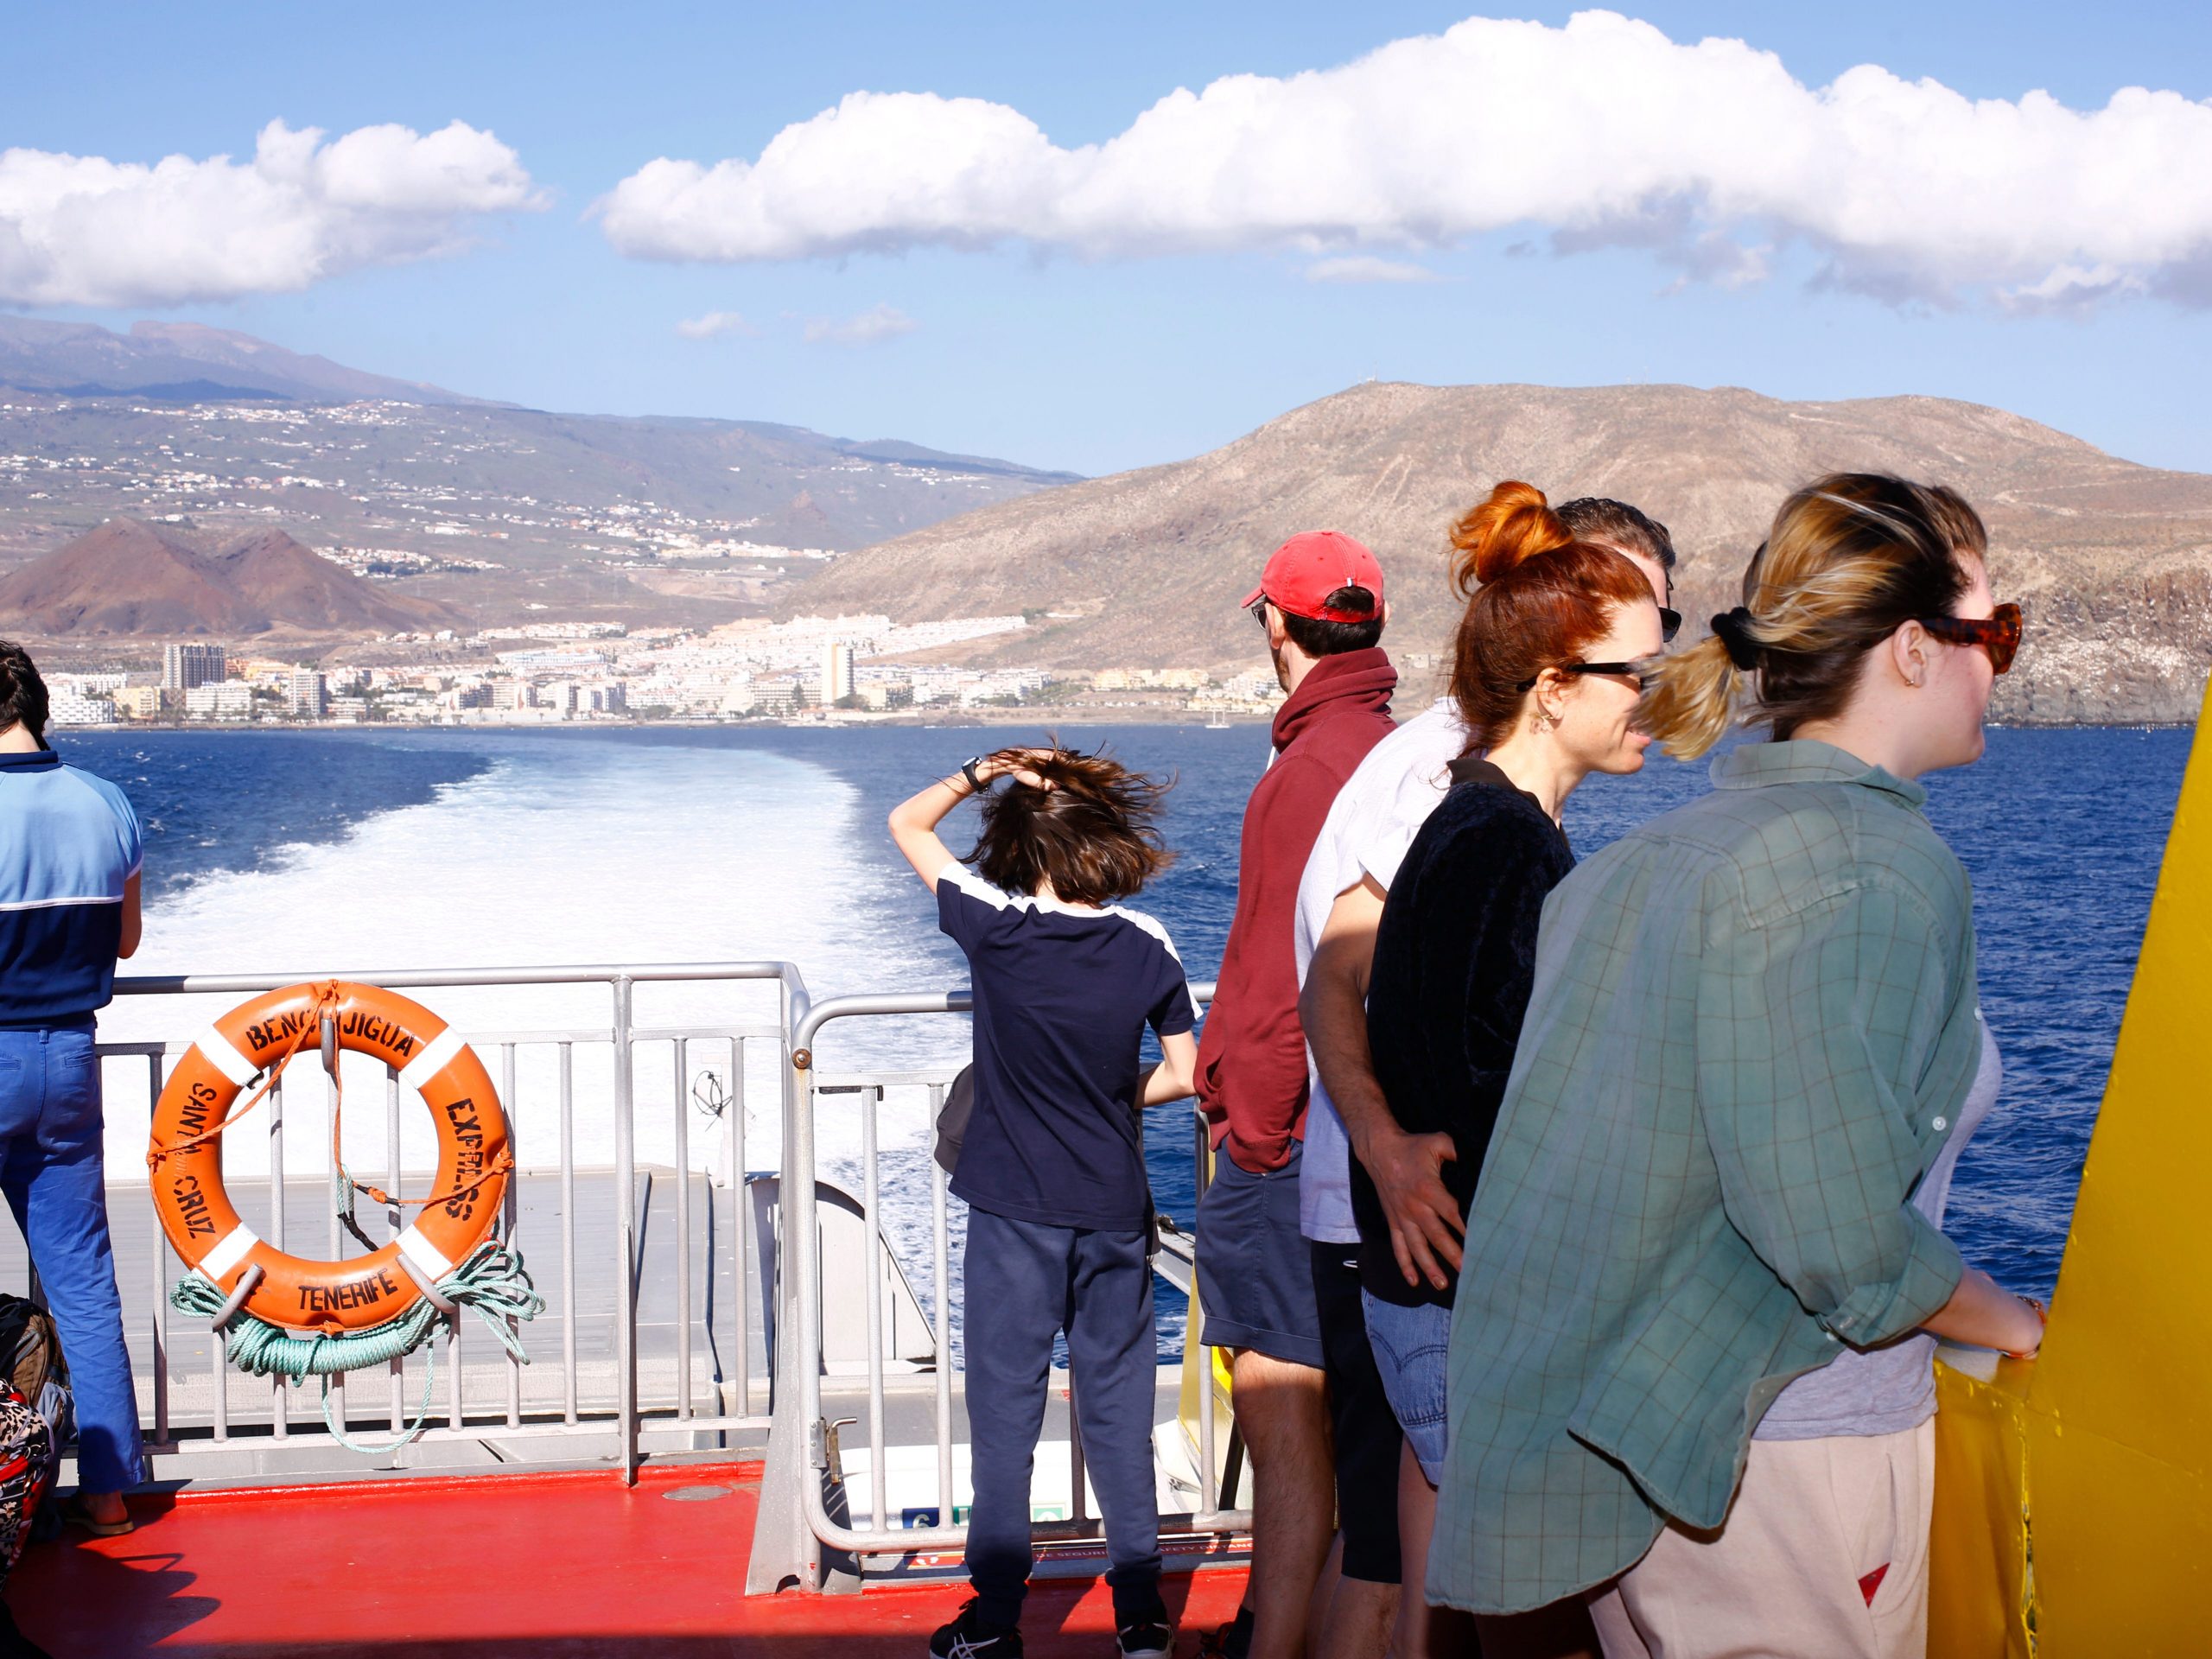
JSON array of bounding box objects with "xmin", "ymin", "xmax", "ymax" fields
[
  {"xmin": 792, "ymin": 383, "xmax": 2212, "ymax": 723},
  {"xmin": 210, "ymin": 529, "xmax": 454, "ymax": 633},
  {"xmin": 0, "ymin": 518, "xmax": 465, "ymax": 638}
]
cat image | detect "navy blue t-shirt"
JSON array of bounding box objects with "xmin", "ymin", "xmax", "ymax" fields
[{"xmin": 937, "ymin": 862, "xmax": 1198, "ymax": 1231}]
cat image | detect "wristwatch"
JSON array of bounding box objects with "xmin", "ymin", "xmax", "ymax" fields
[{"xmin": 960, "ymin": 756, "xmax": 990, "ymax": 793}]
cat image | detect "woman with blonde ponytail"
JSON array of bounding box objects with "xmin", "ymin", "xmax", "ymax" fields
[{"xmin": 1428, "ymin": 474, "xmax": 2040, "ymax": 1659}]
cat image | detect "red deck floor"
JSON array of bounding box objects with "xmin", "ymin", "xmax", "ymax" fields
[{"xmin": 8, "ymin": 1463, "xmax": 1249, "ymax": 1657}]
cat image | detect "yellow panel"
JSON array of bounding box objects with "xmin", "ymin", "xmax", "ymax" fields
[
  {"xmin": 1929, "ymin": 700, "xmax": 2212, "ymax": 1652},
  {"xmin": 2024, "ymin": 1411, "xmax": 2211, "ymax": 1655},
  {"xmin": 1929, "ymin": 1361, "xmax": 2031, "ymax": 1659}
]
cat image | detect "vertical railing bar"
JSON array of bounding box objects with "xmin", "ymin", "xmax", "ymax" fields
[
  {"xmin": 559, "ymin": 1041, "xmax": 577, "ymax": 1426},
  {"xmin": 673, "ymin": 1034, "xmax": 694, "ymax": 1422},
  {"xmin": 930, "ymin": 1084, "xmax": 952, "ymax": 1526},
  {"xmin": 327, "ymin": 1065, "xmax": 344, "ymax": 1433},
  {"xmin": 613, "ymin": 978, "xmax": 639, "ymax": 1484},
  {"xmin": 1195, "ymin": 1106, "xmax": 1217, "ymax": 1517},
  {"xmin": 862, "ymin": 1086, "xmax": 887, "ymax": 1538},
  {"xmin": 149, "ymin": 1053, "xmax": 169, "ymax": 1446},
  {"xmin": 268, "ymin": 1076, "xmax": 288, "ymax": 1439},
  {"xmin": 503, "ymin": 1041, "xmax": 521, "ymax": 1431},
  {"xmin": 1069, "ymin": 1366, "xmax": 1088, "ymax": 1524},
  {"xmin": 730, "ymin": 1035, "xmax": 747, "ymax": 1421},
  {"xmin": 387, "ymin": 1062, "xmax": 404, "ymax": 1433},
  {"xmin": 445, "ymin": 1299, "xmax": 462, "ymax": 1433}
]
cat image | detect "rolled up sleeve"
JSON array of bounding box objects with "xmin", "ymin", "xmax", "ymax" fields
[{"xmin": 1696, "ymin": 879, "xmax": 1965, "ymax": 1349}]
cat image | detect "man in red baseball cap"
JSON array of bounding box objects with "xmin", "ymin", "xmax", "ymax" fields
[
  {"xmin": 1239, "ymin": 530, "xmax": 1390, "ymax": 691},
  {"xmin": 1198, "ymin": 531, "xmax": 1396, "ymax": 1659}
]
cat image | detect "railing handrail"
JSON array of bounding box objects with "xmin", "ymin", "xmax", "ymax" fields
[
  {"xmin": 114, "ymin": 959, "xmax": 811, "ymax": 999},
  {"xmin": 791, "ymin": 977, "xmax": 1218, "ymax": 1053}
]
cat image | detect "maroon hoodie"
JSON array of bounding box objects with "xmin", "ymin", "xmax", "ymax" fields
[{"xmin": 1198, "ymin": 646, "xmax": 1397, "ymax": 1173}]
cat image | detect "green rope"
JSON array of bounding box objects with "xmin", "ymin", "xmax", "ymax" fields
[{"xmin": 169, "ymin": 1239, "xmax": 546, "ymax": 1455}]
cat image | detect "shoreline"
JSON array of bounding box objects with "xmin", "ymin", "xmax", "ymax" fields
[{"xmin": 50, "ymin": 710, "xmax": 2199, "ymax": 735}]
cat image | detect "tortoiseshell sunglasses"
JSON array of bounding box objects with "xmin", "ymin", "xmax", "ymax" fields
[{"xmin": 1919, "ymin": 601, "xmax": 2022, "ymax": 675}]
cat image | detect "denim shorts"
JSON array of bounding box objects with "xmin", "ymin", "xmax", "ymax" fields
[{"xmin": 1360, "ymin": 1293, "xmax": 1452, "ymax": 1484}]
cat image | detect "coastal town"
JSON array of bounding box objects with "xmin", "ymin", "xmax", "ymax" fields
[{"xmin": 35, "ymin": 608, "xmax": 1321, "ymax": 729}]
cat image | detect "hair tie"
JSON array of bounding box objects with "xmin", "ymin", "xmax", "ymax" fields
[{"xmin": 1709, "ymin": 607, "xmax": 1763, "ymax": 672}]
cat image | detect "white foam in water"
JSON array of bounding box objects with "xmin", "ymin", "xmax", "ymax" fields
[{"xmin": 99, "ymin": 736, "xmax": 967, "ymax": 1200}]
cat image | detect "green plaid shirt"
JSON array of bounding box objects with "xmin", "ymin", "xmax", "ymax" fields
[{"xmin": 1432, "ymin": 741, "xmax": 1981, "ymax": 1612}]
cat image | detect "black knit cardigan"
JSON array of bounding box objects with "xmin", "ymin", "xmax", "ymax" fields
[{"xmin": 1351, "ymin": 759, "xmax": 1574, "ymax": 1307}]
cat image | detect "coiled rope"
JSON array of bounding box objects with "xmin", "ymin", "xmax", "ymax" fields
[{"xmin": 169, "ymin": 1238, "xmax": 545, "ymax": 1455}]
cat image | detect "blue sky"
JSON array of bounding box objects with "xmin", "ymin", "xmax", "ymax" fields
[{"xmin": 10, "ymin": 3, "xmax": 2211, "ymax": 477}]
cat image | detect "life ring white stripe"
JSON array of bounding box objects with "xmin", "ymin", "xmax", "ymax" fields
[
  {"xmin": 397, "ymin": 1026, "xmax": 467, "ymax": 1093},
  {"xmin": 397, "ymin": 1224, "xmax": 454, "ymax": 1283},
  {"xmin": 193, "ymin": 1027, "xmax": 258, "ymax": 1089},
  {"xmin": 198, "ymin": 1223, "xmax": 260, "ymax": 1282}
]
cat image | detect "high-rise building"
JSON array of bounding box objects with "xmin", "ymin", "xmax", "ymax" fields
[
  {"xmin": 821, "ymin": 640, "xmax": 855, "ymax": 705},
  {"xmin": 286, "ymin": 669, "xmax": 327, "ymax": 719},
  {"xmin": 162, "ymin": 643, "xmax": 226, "ymax": 691}
]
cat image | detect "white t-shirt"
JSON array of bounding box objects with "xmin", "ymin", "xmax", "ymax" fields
[{"xmin": 1293, "ymin": 697, "xmax": 1470, "ymax": 1243}]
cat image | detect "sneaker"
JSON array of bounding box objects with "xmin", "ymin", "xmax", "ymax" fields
[
  {"xmin": 1116, "ymin": 1611, "xmax": 1174, "ymax": 1658},
  {"xmin": 930, "ymin": 1598, "xmax": 1023, "ymax": 1658}
]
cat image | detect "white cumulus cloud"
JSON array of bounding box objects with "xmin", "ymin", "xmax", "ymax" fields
[
  {"xmin": 0, "ymin": 119, "xmax": 542, "ymax": 308},
  {"xmin": 802, "ymin": 303, "xmax": 917, "ymax": 346},
  {"xmin": 1306, "ymin": 256, "xmax": 1440, "ymax": 283},
  {"xmin": 596, "ymin": 10, "xmax": 2212, "ymax": 309},
  {"xmin": 675, "ymin": 308, "xmax": 757, "ymax": 339}
]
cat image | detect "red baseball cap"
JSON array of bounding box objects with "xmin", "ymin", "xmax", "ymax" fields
[{"xmin": 1241, "ymin": 531, "xmax": 1385, "ymax": 623}]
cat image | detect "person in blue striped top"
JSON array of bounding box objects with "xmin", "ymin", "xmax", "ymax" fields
[{"xmin": 0, "ymin": 642, "xmax": 145, "ymax": 1536}]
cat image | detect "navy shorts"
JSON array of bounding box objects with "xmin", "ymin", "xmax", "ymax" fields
[{"xmin": 1196, "ymin": 1141, "xmax": 1324, "ymax": 1369}]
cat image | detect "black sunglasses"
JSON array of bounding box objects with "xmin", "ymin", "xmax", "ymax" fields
[
  {"xmin": 1514, "ymin": 660, "xmax": 1651, "ymax": 693},
  {"xmin": 1659, "ymin": 606, "xmax": 1681, "ymax": 643}
]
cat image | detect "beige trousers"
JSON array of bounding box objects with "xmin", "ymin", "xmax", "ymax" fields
[{"xmin": 1589, "ymin": 1418, "xmax": 1934, "ymax": 1659}]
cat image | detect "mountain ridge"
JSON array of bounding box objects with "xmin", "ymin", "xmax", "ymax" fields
[{"xmin": 789, "ymin": 380, "xmax": 2212, "ymax": 723}]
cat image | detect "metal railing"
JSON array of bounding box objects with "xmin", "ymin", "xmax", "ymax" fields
[
  {"xmin": 70, "ymin": 962, "xmax": 808, "ymax": 1481},
  {"xmin": 746, "ymin": 980, "xmax": 1246, "ymax": 1594},
  {"xmin": 29, "ymin": 956, "xmax": 1253, "ymax": 1591}
]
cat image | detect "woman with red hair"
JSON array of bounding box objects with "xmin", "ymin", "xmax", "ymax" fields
[{"xmin": 1349, "ymin": 482, "xmax": 1662, "ymax": 1656}]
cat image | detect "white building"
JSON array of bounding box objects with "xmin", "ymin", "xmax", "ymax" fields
[
  {"xmin": 821, "ymin": 640, "xmax": 855, "ymax": 705},
  {"xmin": 287, "ymin": 670, "xmax": 327, "ymax": 719},
  {"xmin": 185, "ymin": 682, "xmax": 255, "ymax": 721},
  {"xmin": 47, "ymin": 687, "xmax": 117, "ymax": 726}
]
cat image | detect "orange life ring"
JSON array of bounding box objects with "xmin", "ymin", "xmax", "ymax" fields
[{"xmin": 149, "ymin": 982, "xmax": 513, "ymax": 1334}]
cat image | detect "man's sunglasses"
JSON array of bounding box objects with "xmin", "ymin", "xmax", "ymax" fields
[
  {"xmin": 1919, "ymin": 601, "xmax": 2023, "ymax": 675},
  {"xmin": 1515, "ymin": 661, "xmax": 1650, "ymax": 693}
]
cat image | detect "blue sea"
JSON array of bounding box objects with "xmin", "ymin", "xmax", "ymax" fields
[{"xmin": 52, "ymin": 720, "xmax": 2190, "ymax": 1338}]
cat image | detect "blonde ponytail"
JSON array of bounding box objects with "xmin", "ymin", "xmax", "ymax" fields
[
  {"xmin": 1641, "ymin": 633, "xmax": 1749, "ymax": 760},
  {"xmin": 1639, "ymin": 473, "xmax": 1986, "ymax": 760}
]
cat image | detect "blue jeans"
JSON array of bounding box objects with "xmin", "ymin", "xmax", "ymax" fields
[
  {"xmin": 962, "ymin": 1207, "xmax": 1162, "ymax": 1628},
  {"xmin": 0, "ymin": 1026, "xmax": 145, "ymax": 1492},
  {"xmin": 1361, "ymin": 1293, "xmax": 1451, "ymax": 1485}
]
